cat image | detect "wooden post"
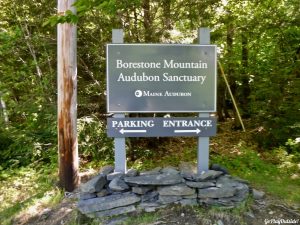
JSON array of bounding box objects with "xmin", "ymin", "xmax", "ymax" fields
[{"xmin": 57, "ymin": 0, "xmax": 79, "ymax": 191}]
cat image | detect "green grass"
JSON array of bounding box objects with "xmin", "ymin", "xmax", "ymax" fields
[
  {"xmin": 210, "ymin": 144, "xmax": 300, "ymax": 205},
  {"xmin": 123, "ymin": 211, "xmax": 159, "ymax": 225},
  {"xmin": 0, "ymin": 165, "xmax": 64, "ymax": 225}
]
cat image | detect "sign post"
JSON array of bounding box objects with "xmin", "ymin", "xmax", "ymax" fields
[
  {"xmin": 198, "ymin": 28, "xmax": 211, "ymax": 173},
  {"xmin": 112, "ymin": 29, "xmax": 126, "ymax": 173}
]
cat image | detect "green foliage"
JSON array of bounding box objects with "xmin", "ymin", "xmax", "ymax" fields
[
  {"xmin": 43, "ymin": 10, "xmax": 79, "ymax": 27},
  {"xmin": 78, "ymin": 115, "xmax": 114, "ymax": 162}
]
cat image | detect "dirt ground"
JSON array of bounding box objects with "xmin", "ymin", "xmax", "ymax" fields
[{"xmin": 13, "ymin": 194, "xmax": 300, "ymax": 225}]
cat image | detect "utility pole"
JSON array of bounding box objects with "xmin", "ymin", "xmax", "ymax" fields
[{"xmin": 57, "ymin": 0, "xmax": 79, "ymax": 191}]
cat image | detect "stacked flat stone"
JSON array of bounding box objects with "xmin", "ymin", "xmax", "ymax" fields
[{"xmin": 77, "ymin": 165, "xmax": 249, "ymax": 218}]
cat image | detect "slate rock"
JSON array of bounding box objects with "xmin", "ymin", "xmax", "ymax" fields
[
  {"xmin": 183, "ymin": 193, "xmax": 197, "ymax": 199},
  {"xmin": 158, "ymin": 184, "xmax": 195, "ymax": 196},
  {"xmin": 141, "ymin": 191, "xmax": 159, "ymax": 203},
  {"xmin": 79, "ymin": 192, "xmax": 97, "ymax": 200},
  {"xmin": 179, "ymin": 162, "xmax": 197, "ymax": 180},
  {"xmin": 132, "ymin": 186, "xmax": 153, "ymax": 195},
  {"xmin": 88, "ymin": 205, "xmax": 136, "ymax": 218},
  {"xmin": 107, "ymin": 172, "xmax": 124, "ymax": 181},
  {"xmin": 126, "ymin": 168, "xmax": 138, "ymax": 177},
  {"xmin": 138, "ymin": 203, "xmax": 166, "ymax": 212},
  {"xmin": 194, "ymin": 170, "xmax": 223, "ymax": 182},
  {"xmin": 235, "ymin": 183, "xmax": 249, "ymax": 200},
  {"xmin": 100, "ymin": 165, "xmax": 114, "ymax": 175},
  {"xmin": 80, "ymin": 174, "xmax": 107, "ymax": 193},
  {"xmin": 198, "ymin": 187, "xmax": 236, "ymax": 198},
  {"xmin": 186, "ymin": 181, "xmax": 215, "ymax": 189},
  {"xmin": 96, "ymin": 189, "xmax": 109, "ymax": 197},
  {"xmin": 179, "ymin": 199, "xmax": 198, "ymax": 206},
  {"xmin": 140, "ymin": 167, "xmax": 161, "ymax": 176},
  {"xmin": 124, "ymin": 173, "xmax": 183, "ymax": 186},
  {"xmin": 78, "ymin": 192, "xmax": 140, "ymax": 214},
  {"xmin": 161, "ymin": 166, "xmax": 179, "ymax": 175},
  {"xmin": 158, "ymin": 195, "xmax": 182, "ymax": 204},
  {"xmin": 109, "ymin": 177, "xmax": 130, "ymax": 191},
  {"xmin": 216, "ymin": 175, "xmax": 240, "ymax": 188},
  {"xmin": 217, "ymin": 220, "xmax": 225, "ymax": 225},
  {"xmin": 199, "ymin": 198, "xmax": 235, "ymax": 207},
  {"xmin": 252, "ymin": 189, "xmax": 265, "ymax": 200},
  {"xmin": 210, "ymin": 164, "xmax": 229, "ymax": 174}
]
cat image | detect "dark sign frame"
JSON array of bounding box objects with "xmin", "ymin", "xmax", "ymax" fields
[{"xmin": 106, "ymin": 44, "xmax": 217, "ymax": 113}]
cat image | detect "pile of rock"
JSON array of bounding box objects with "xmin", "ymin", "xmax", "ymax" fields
[{"xmin": 77, "ymin": 164, "xmax": 249, "ymax": 219}]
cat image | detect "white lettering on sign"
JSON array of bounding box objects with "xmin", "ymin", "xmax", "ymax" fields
[
  {"xmin": 162, "ymin": 73, "xmax": 206, "ymax": 84},
  {"xmin": 163, "ymin": 120, "xmax": 213, "ymax": 128},
  {"xmin": 163, "ymin": 59, "xmax": 208, "ymax": 69},
  {"xmin": 117, "ymin": 72, "xmax": 160, "ymax": 82},
  {"xmin": 112, "ymin": 120, "xmax": 155, "ymax": 128},
  {"xmin": 116, "ymin": 60, "xmax": 161, "ymax": 69}
]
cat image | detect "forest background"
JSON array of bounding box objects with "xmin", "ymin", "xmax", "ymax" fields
[{"xmin": 0, "ymin": 0, "xmax": 299, "ymax": 224}]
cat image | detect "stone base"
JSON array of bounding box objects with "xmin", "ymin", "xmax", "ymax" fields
[{"xmin": 77, "ymin": 164, "xmax": 249, "ymax": 218}]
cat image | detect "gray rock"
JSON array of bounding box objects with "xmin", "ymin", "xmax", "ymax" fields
[
  {"xmin": 210, "ymin": 164, "xmax": 229, "ymax": 174},
  {"xmin": 244, "ymin": 211, "xmax": 255, "ymax": 219},
  {"xmin": 141, "ymin": 191, "xmax": 159, "ymax": 203},
  {"xmin": 109, "ymin": 177, "xmax": 130, "ymax": 191},
  {"xmin": 158, "ymin": 184, "xmax": 195, "ymax": 196},
  {"xmin": 78, "ymin": 192, "xmax": 140, "ymax": 214},
  {"xmin": 124, "ymin": 173, "xmax": 183, "ymax": 186},
  {"xmin": 194, "ymin": 170, "xmax": 223, "ymax": 181},
  {"xmin": 139, "ymin": 202, "xmax": 161, "ymax": 208},
  {"xmin": 186, "ymin": 181, "xmax": 215, "ymax": 189},
  {"xmin": 96, "ymin": 189, "xmax": 109, "ymax": 197},
  {"xmin": 89, "ymin": 205, "xmax": 136, "ymax": 218},
  {"xmin": 126, "ymin": 168, "xmax": 138, "ymax": 177},
  {"xmin": 138, "ymin": 203, "xmax": 166, "ymax": 212},
  {"xmin": 179, "ymin": 162, "xmax": 197, "ymax": 180},
  {"xmin": 183, "ymin": 193, "xmax": 197, "ymax": 199},
  {"xmin": 217, "ymin": 220, "xmax": 224, "ymax": 225},
  {"xmin": 198, "ymin": 187, "xmax": 236, "ymax": 198},
  {"xmin": 144, "ymin": 207, "xmax": 158, "ymax": 212},
  {"xmin": 80, "ymin": 174, "xmax": 107, "ymax": 193},
  {"xmin": 179, "ymin": 199, "xmax": 198, "ymax": 206},
  {"xmin": 132, "ymin": 186, "xmax": 153, "ymax": 195},
  {"xmin": 107, "ymin": 172, "xmax": 124, "ymax": 181},
  {"xmin": 216, "ymin": 176, "xmax": 240, "ymax": 188},
  {"xmin": 140, "ymin": 167, "xmax": 161, "ymax": 176},
  {"xmin": 199, "ymin": 198, "xmax": 235, "ymax": 207},
  {"xmin": 235, "ymin": 183, "xmax": 249, "ymax": 199},
  {"xmin": 158, "ymin": 195, "xmax": 182, "ymax": 204},
  {"xmin": 252, "ymin": 189, "xmax": 265, "ymax": 200},
  {"xmin": 161, "ymin": 166, "xmax": 179, "ymax": 175},
  {"xmin": 79, "ymin": 192, "xmax": 97, "ymax": 200},
  {"xmin": 100, "ymin": 165, "xmax": 114, "ymax": 175}
]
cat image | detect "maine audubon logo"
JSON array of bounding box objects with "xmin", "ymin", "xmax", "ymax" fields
[
  {"xmin": 134, "ymin": 90, "xmax": 143, "ymax": 97},
  {"xmin": 134, "ymin": 90, "xmax": 191, "ymax": 97}
]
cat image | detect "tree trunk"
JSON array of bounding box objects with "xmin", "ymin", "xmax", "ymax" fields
[
  {"xmin": 143, "ymin": 0, "xmax": 153, "ymax": 42},
  {"xmin": 240, "ymin": 33, "xmax": 250, "ymax": 117},
  {"xmin": 0, "ymin": 92, "xmax": 9, "ymax": 124},
  {"xmin": 57, "ymin": 0, "xmax": 79, "ymax": 192}
]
